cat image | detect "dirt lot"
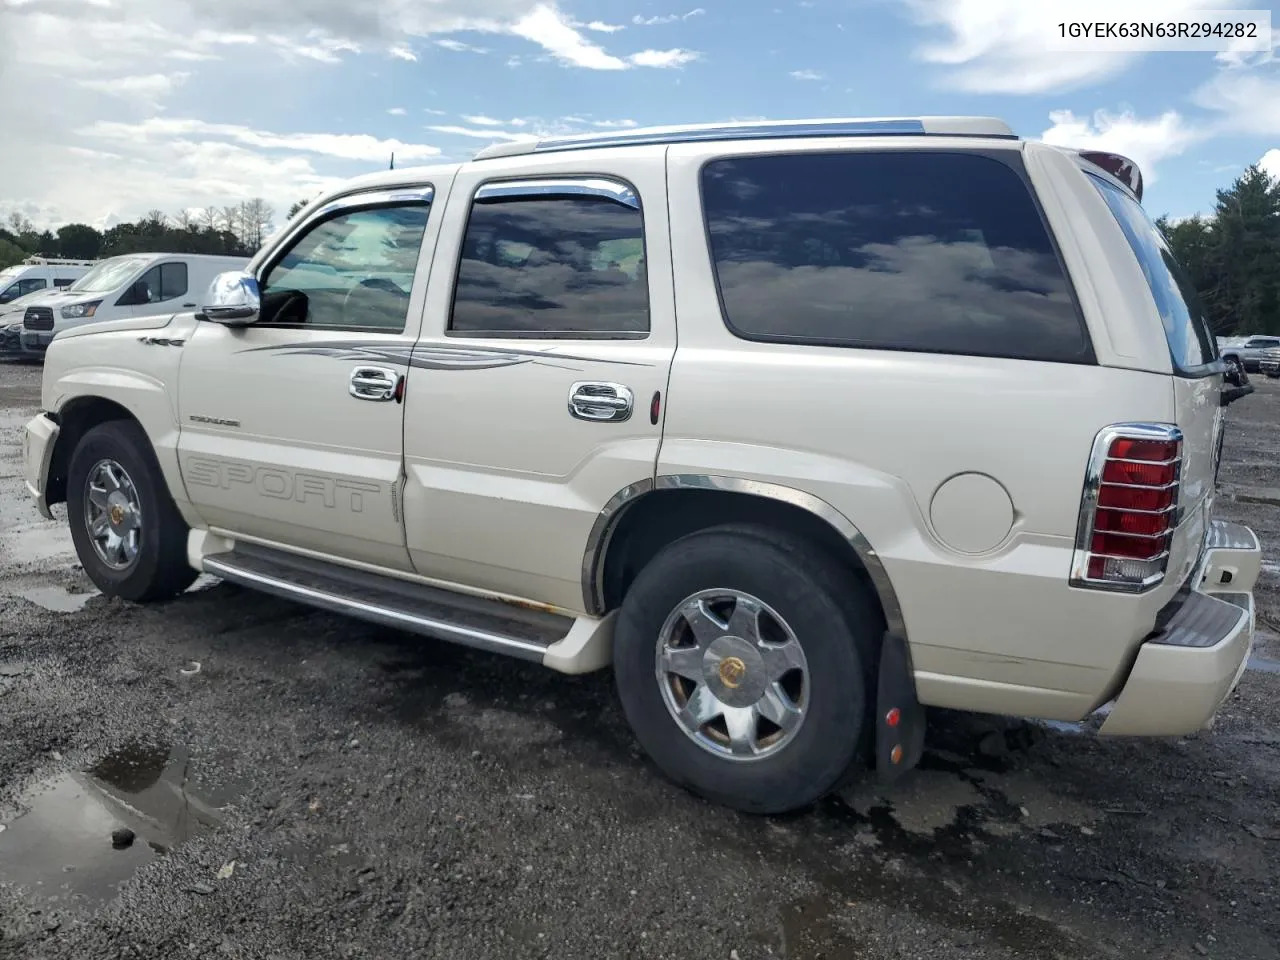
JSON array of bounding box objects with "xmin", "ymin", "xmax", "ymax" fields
[{"xmin": 1, "ymin": 358, "xmax": 1278, "ymax": 960}]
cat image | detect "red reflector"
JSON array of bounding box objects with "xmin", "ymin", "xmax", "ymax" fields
[
  {"xmin": 1097, "ymin": 484, "xmax": 1175, "ymax": 511},
  {"xmin": 1109, "ymin": 438, "xmax": 1178, "ymax": 462},
  {"xmin": 885, "ymin": 708, "xmax": 900, "ymax": 728},
  {"xmin": 1093, "ymin": 507, "xmax": 1170, "ymax": 536},
  {"xmin": 1091, "ymin": 531, "xmax": 1167, "ymax": 560},
  {"xmin": 1102, "ymin": 459, "xmax": 1176, "ymax": 486}
]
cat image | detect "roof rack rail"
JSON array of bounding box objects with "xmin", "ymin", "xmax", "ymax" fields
[
  {"xmin": 20, "ymin": 256, "xmax": 98, "ymax": 266},
  {"xmin": 473, "ymin": 116, "xmax": 1016, "ymax": 160}
]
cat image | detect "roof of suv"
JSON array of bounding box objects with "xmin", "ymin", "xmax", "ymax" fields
[{"xmin": 472, "ymin": 115, "xmax": 1017, "ymax": 160}]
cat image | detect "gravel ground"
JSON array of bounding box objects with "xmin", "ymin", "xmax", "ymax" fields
[{"xmin": 1, "ymin": 358, "xmax": 1278, "ymax": 960}]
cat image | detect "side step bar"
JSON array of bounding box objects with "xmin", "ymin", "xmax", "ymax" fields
[{"xmin": 199, "ymin": 542, "xmax": 614, "ymax": 673}]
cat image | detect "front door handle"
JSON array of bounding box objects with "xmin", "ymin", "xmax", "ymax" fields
[
  {"xmin": 350, "ymin": 366, "xmax": 400, "ymax": 402},
  {"xmin": 569, "ymin": 381, "xmax": 633, "ymax": 422}
]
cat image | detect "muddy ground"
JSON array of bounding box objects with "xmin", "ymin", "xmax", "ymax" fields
[{"xmin": 0, "ymin": 357, "xmax": 1277, "ymax": 960}]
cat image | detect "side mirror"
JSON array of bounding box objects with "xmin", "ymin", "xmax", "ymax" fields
[
  {"xmin": 133, "ymin": 280, "xmax": 152, "ymax": 303},
  {"xmin": 200, "ymin": 271, "xmax": 260, "ymax": 325},
  {"xmin": 1221, "ymin": 356, "xmax": 1254, "ymax": 406}
]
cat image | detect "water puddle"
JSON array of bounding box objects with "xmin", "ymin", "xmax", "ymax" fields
[
  {"xmin": 1247, "ymin": 656, "xmax": 1280, "ymax": 674},
  {"xmin": 13, "ymin": 585, "xmax": 97, "ymax": 613},
  {"xmin": 0, "ymin": 740, "xmax": 237, "ymax": 908}
]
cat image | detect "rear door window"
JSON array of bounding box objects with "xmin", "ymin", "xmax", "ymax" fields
[
  {"xmin": 1089, "ymin": 174, "xmax": 1218, "ymax": 373},
  {"xmin": 700, "ymin": 150, "xmax": 1092, "ymax": 363}
]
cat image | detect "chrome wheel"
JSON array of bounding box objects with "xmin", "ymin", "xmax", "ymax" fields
[
  {"xmin": 83, "ymin": 458, "xmax": 142, "ymax": 570},
  {"xmin": 655, "ymin": 588, "xmax": 809, "ymax": 762}
]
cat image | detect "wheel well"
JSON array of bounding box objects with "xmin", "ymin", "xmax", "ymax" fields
[
  {"xmin": 600, "ymin": 488, "xmax": 888, "ymax": 627},
  {"xmin": 46, "ymin": 397, "xmax": 139, "ymax": 507}
]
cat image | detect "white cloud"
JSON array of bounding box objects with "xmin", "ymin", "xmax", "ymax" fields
[
  {"xmin": 1039, "ymin": 109, "xmax": 1203, "ymax": 183},
  {"xmin": 270, "ymin": 29, "xmax": 361, "ymax": 64},
  {"xmin": 1192, "ymin": 70, "xmax": 1280, "ymax": 137},
  {"xmin": 510, "ymin": 5, "xmax": 628, "ymax": 69},
  {"xmin": 387, "ymin": 107, "xmax": 407, "ymax": 116},
  {"xmin": 77, "ymin": 72, "xmax": 188, "ymax": 106},
  {"xmin": 85, "ymin": 117, "xmax": 442, "ymax": 163},
  {"xmin": 789, "ymin": 69, "xmax": 822, "ymax": 80},
  {"xmin": 633, "ymin": 9, "xmax": 705, "ymax": 26},
  {"xmin": 428, "ymin": 115, "xmax": 643, "ymax": 147},
  {"xmin": 462, "ymin": 115, "xmax": 529, "ymax": 127},
  {"xmin": 435, "ymin": 37, "xmax": 490, "ymax": 53},
  {"xmin": 898, "ymin": 0, "xmax": 1249, "ymax": 93},
  {"xmin": 628, "ymin": 48, "xmax": 699, "ymax": 68},
  {"xmin": 1216, "ymin": 27, "xmax": 1279, "ymax": 67},
  {"xmin": 584, "ymin": 20, "xmax": 624, "ymax": 33},
  {"xmin": 428, "ymin": 124, "xmax": 538, "ymax": 142},
  {"xmin": 388, "ymin": 42, "xmax": 417, "ymax": 61},
  {"xmin": 1260, "ymin": 150, "xmax": 1280, "ymax": 180}
]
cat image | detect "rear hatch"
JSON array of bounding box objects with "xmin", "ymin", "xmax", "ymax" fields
[{"xmin": 1087, "ymin": 170, "xmax": 1222, "ymax": 592}]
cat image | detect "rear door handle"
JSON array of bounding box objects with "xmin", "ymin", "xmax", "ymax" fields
[
  {"xmin": 569, "ymin": 381, "xmax": 633, "ymax": 422},
  {"xmin": 349, "ymin": 366, "xmax": 400, "ymax": 402}
]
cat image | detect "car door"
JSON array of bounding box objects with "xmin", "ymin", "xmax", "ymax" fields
[
  {"xmin": 116, "ymin": 260, "xmax": 197, "ymax": 318},
  {"xmin": 177, "ymin": 179, "xmax": 452, "ymax": 571},
  {"xmin": 401, "ymin": 150, "xmax": 676, "ymax": 611}
]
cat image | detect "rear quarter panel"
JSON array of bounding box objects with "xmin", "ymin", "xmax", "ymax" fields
[{"xmin": 660, "ymin": 137, "xmax": 1184, "ymax": 719}]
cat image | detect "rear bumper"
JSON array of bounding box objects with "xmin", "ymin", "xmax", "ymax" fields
[{"xmin": 1099, "ymin": 520, "xmax": 1260, "ymax": 737}]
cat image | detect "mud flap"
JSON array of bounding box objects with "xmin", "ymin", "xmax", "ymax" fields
[{"xmin": 875, "ymin": 632, "xmax": 926, "ymax": 783}]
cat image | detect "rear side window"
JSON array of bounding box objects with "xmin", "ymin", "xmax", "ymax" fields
[
  {"xmin": 449, "ymin": 193, "xmax": 648, "ymax": 338},
  {"xmin": 700, "ymin": 151, "xmax": 1091, "ymax": 363},
  {"xmin": 1089, "ymin": 174, "xmax": 1217, "ymax": 372}
]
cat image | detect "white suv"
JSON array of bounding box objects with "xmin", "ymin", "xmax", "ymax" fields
[{"xmin": 22, "ymin": 116, "xmax": 1261, "ymax": 814}]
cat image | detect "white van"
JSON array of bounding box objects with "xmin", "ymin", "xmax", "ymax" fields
[
  {"xmin": 19, "ymin": 253, "xmax": 248, "ymax": 354},
  {"xmin": 0, "ymin": 258, "xmax": 95, "ymax": 306}
]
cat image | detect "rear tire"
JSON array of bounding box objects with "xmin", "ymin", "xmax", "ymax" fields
[
  {"xmin": 613, "ymin": 524, "xmax": 881, "ymax": 814},
  {"xmin": 66, "ymin": 419, "xmax": 198, "ymax": 602}
]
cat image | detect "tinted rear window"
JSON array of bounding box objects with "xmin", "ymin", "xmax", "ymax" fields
[
  {"xmin": 700, "ymin": 151, "xmax": 1091, "ymax": 363},
  {"xmin": 1089, "ymin": 174, "xmax": 1217, "ymax": 372}
]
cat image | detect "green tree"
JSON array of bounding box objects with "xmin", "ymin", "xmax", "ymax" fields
[
  {"xmin": 0, "ymin": 237, "xmax": 27, "ymax": 270},
  {"xmin": 56, "ymin": 223, "xmax": 103, "ymax": 260},
  {"xmin": 1159, "ymin": 164, "xmax": 1280, "ymax": 337}
]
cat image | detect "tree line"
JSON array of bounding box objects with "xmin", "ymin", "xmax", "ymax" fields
[
  {"xmin": 0, "ymin": 198, "xmax": 280, "ymax": 270},
  {"xmin": 1156, "ymin": 164, "xmax": 1280, "ymax": 337},
  {"xmin": 3, "ymin": 167, "xmax": 1277, "ymax": 337}
]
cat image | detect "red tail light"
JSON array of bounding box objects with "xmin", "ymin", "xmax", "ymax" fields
[{"xmin": 1071, "ymin": 424, "xmax": 1182, "ymax": 592}]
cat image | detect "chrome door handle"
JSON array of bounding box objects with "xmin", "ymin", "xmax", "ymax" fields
[
  {"xmin": 569, "ymin": 381, "xmax": 633, "ymax": 422},
  {"xmin": 349, "ymin": 366, "xmax": 399, "ymax": 402}
]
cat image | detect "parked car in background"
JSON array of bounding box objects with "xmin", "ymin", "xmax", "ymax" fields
[
  {"xmin": 18, "ymin": 253, "xmax": 248, "ymax": 356},
  {"xmin": 1258, "ymin": 347, "xmax": 1280, "ymax": 378},
  {"xmin": 0, "ymin": 257, "xmax": 96, "ymax": 306},
  {"xmin": 0, "ymin": 287, "xmax": 63, "ymax": 360},
  {"xmin": 1219, "ymin": 335, "xmax": 1280, "ymax": 373}
]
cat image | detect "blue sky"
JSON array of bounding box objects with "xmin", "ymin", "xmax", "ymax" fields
[{"xmin": 0, "ymin": 0, "xmax": 1277, "ymax": 230}]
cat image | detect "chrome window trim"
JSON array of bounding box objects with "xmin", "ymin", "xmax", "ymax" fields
[
  {"xmin": 580, "ymin": 474, "xmax": 907, "ymax": 638},
  {"xmin": 474, "ymin": 177, "xmax": 640, "ymax": 210},
  {"xmin": 1070, "ymin": 422, "xmax": 1184, "ymax": 593},
  {"xmin": 249, "ymin": 184, "xmax": 435, "ymax": 280}
]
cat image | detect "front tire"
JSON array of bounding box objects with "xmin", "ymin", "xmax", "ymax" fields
[
  {"xmin": 66, "ymin": 419, "xmax": 198, "ymax": 602},
  {"xmin": 613, "ymin": 525, "xmax": 881, "ymax": 814}
]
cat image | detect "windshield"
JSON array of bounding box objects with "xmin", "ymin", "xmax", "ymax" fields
[
  {"xmin": 1089, "ymin": 174, "xmax": 1218, "ymax": 372},
  {"xmin": 71, "ymin": 257, "xmax": 149, "ymax": 294}
]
